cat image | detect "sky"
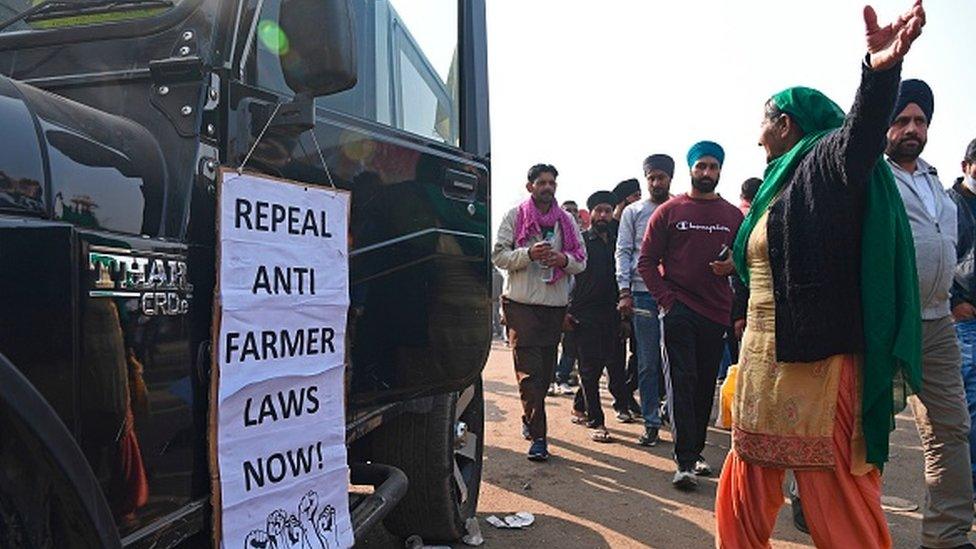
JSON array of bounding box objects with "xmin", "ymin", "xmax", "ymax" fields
[{"xmin": 485, "ymin": 0, "xmax": 976, "ymax": 219}]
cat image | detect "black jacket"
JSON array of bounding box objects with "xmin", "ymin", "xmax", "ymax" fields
[
  {"xmin": 735, "ymin": 60, "xmax": 901, "ymax": 362},
  {"xmin": 949, "ymin": 178, "xmax": 976, "ymax": 309},
  {"xmin": 568, "ymin": 229, "xmax": 618, "ymax": 324}
]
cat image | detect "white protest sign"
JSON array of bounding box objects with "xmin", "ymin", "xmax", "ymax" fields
[{"xmin": 211, "ymin": 169, "xmax": 353, "ymax": 549}]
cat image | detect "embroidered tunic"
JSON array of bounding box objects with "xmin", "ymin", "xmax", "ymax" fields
[{"xmin": 732, "ymin": 212, "xmax": 871, "ymax": 474}]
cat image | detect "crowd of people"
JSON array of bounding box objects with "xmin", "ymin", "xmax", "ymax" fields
[{"xmin": 490, "ymin": 1, "xmax": 976, "ymax": 547}]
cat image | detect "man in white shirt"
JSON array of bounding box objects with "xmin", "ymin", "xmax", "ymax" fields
[{"xmin": 492, "ymin": 163, "xmax": 586, "ymax": 461}]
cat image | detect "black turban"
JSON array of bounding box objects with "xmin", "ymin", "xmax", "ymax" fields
[
  {"xmin": 965, "ymin": 138, "xmax": 976, "ymax": 163},
  {"xmin": 642, "ymin": 154, "xmax": 675, "ymax": 178},
  {"xmin": 587, "ymin": 190, "xmax": 614, "ymax": 211},
  {"xmin": 892, "ymin": 79, "xmax": 934, "ymax": 124},
  {"xmin": 612, "ymin": 178, "xmax": 640, "ymax": 204}
]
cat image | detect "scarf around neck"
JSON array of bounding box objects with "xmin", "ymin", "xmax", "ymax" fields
[
  {"xmin": 514, "ymin": 197, "xmax": 584, "ymax": 284},
  {"xmin": 732, "ymin": 87, "xmax": 922, "ymax": 468}
]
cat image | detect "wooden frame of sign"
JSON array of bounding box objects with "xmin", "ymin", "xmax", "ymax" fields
[{"xmin": 209, "ymin": 167, "xmax": 352, "ymax": 548}]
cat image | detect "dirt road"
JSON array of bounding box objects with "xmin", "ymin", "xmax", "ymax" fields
[{"xmin": 360, "ymin": 342, "xmax": 945, "ymax": 548}]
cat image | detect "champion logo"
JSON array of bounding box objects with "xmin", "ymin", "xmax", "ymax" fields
[{"xmin": 674, "ymin": 220, "xmax": 732, "ymax": 233}]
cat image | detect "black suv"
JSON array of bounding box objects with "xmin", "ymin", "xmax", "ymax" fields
[{"xmin": 0, "ymin": 0, "xmax": 490, "ymax": 546}]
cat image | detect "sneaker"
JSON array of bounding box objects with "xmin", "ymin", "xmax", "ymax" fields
[
  {"xmin": 638, "ymin": 427, "xmax": 659, "ymax": 447},
  {"xmin": 694, "ymin": 458, "xmax": 713, "ymax": 477},
  {"xmin": 558, "ymin": 382, "xmax": 574, "ymax": 395},
  {"xmin": 659, "ymin": 401, "xmax": 670, "ymax": 426},
  {"xmin": 547, "ymin": 383, "xmax": 557, "ymax": 396},
  {"xmin": 521, "ymin": 422, "xmax": 531, "ymax": 441},
  {"xmin": 615, "ymin": 410, "xmax": 634, "ymax": 423},
  {"xmin": 672, "ymin": 469, "xmax": 698, "ymax": 491},
  {"xmin": 628, "ymin": 401, "xmax": 642, "ymax": 417},
  {"xmin": 527, "ymin": 438, "xmax": 549, "ymax": 462}
]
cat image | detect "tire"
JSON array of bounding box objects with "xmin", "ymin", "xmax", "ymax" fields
[
  {"xmin": 369, "ymin": 381, "xmax": 484, "ymax": 542},
  {"xmin": 0, "ymin": 406, "xmax": 104, "ymax": 549}
]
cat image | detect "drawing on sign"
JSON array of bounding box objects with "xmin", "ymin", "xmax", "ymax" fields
[{"xmin": 242, "ymin": 491, "xmax": 339, "ymax": 549}]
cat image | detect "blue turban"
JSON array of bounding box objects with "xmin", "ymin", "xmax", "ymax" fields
[
  {"xmin": 892, "ymin": 79, "xmax": 934, "ymax": 124},
  {"xmin": 687, "ymin": 141, "xmax": 725, "ymax": 168}
]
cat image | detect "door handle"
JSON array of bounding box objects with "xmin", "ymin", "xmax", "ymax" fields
[{"xmin": 442, "ymin": 168, "xmax": 478, "ymax": 202}]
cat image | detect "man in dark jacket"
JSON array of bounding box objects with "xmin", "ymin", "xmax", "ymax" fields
[
  {"xmin": 552, "ymin": 200, "xmax": 583, "ymax": 395},
  {"xmin": 568, "ymin": 191, "xmax": 627, "ymax": 443},
  {"xmin": 608, "ymin": 178, "xmax": 644, "ymax": 420},
  {"xmin": 949, "ymin": 137, "xmax": 976, "ymax": 503}
]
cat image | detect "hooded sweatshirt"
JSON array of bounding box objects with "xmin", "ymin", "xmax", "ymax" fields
[{"xmin": 888, "ymin": 157, "xmax": 957, "ymax": 319}]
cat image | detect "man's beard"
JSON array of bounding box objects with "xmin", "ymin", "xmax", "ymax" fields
[
  {"xmin": 888, "ymin": 135, "xmax": 927, "ymax": 163},
  {"xmin": 650, "ymin": 187, "xmax": 669, "ymax": 203},
  {"xmin": 533, "ymin": 190, "xmax": 555, "ymax": 205},
  {"xmin": 592, "ymin": 220, "xmax": 609, "ymax": 233},
  {"xmin": 691, "ymin": 176, "xmax": 718, "ymax": 194}
]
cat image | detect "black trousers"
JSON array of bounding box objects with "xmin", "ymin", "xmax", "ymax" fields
[
  {"xmin": 661, "ymin": 302, "xmax": 727, "ymax": 469},
  {"xmin": 726, "ymin": 326, "xmax": 740, "ymax": 364},
  {"xmin": 607, "ymin": 328, "xmax": 637, "ymax": 414},
  {"xmin": 571, "ymin": 318, "xmax": 621, "ymax": 427}
]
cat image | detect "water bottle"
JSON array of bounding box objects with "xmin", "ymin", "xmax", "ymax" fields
[
  {"xmin": 539, "ymin": 263, "xmax": 554, "ymax": 283},
  {"xmin": 539, "ymin": 228, "xmax": 556, "ymax": 283}
]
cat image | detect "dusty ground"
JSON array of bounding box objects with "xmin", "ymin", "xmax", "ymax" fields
[{"xmin": 359, "ymin": 341, "xmax": 956, "ymax": 548}]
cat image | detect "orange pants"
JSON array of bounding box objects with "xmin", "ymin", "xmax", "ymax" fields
[{"xmin": 715, "ymin": 360, "xmax": 891, "ymax": 548}]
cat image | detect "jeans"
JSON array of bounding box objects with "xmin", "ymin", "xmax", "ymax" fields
[
  {"xmin": 608, "ymin": 331, "xmax": 637, "ymax": 414},
  {"xmin": 633, "ymin": 291, "xmax": 662, "ymax": 428},
  {"xmin": 956, "ymin": 318, "xmax": 976, "ymax": 495},
  {"xmin": 555, "ymin": 331, "xmax": 577, "ymax": 384},
  {"xmin": 718, "ymin": 342, "xmax": 732, "ymax": 380}
]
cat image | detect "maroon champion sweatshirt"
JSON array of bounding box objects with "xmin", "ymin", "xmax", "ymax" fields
[{"xmin": 637, "ymin": 193, "xmax": 744, "ymax": 326}]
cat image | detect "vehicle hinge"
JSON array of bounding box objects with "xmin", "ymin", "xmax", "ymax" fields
[
  {"xmin": 149, "ymin": 56, "xmax": 206, "ymax": 137},
  {"xmin": 196, "ymin": 143, "xmax": 219, "ymax": 186},
  {"xmin": 148, "ymin": 32, "xmax": 207, "ymax": 138},
  {"xmin": 204, "ymin": 72, "xmax": 220, "ymax": 111}
]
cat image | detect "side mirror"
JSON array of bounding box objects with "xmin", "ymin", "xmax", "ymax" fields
[{"xmin": 277, "ymin": 0, "xmax": 357, "ymax": 97}]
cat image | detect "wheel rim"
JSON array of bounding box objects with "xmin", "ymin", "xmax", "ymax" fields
[{"xmin": 452, "ymin": 384, "xmax": 479, "ymax": 505}]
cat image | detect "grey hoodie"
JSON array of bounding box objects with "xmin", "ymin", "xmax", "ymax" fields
[
  {"xmin": 615, "ymin": 198, "xmax": 662, "ymax": 293},
  {"xmin": 888, "ymin": 157, "xmax": 957, "ymax": 320}
]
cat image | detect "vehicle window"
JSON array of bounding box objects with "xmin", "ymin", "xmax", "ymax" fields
[
  {"xmin": 388, "ymin": 0, "xmax": 459, "ymax": 145},
  {"xmin": 0, "ymin": 0, "xmax": 172, "ymax": 33},
  {"xmin": 244, "ymin": 0, "xmax": 459, "ymax": 147}
]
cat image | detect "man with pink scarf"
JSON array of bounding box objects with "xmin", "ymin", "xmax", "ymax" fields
[{"xmin": 493, "ymin": 163, "xmax": 587, "ymax": 461}]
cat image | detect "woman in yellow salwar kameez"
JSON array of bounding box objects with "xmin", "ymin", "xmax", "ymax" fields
[{"xmin": 715, "ymin": 2, "xmax": 927, "ymax": 547}]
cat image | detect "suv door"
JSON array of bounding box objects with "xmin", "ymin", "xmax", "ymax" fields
[{"xmin": 228, "ymin": 0, "xmax": 490, "ymax": 407}]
